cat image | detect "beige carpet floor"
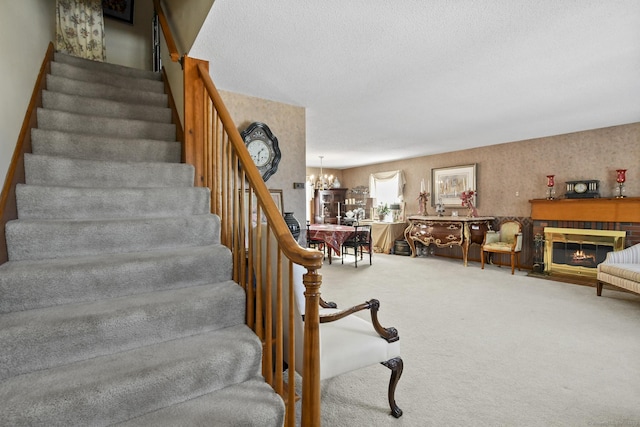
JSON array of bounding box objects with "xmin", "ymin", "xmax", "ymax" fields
[{"xmin": 310, "ymin": 252, "xmax": 640, "ymax": 426}]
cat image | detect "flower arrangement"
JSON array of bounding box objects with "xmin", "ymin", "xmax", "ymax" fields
[{"xmin": 460, "ymin": 189, "xmax": 478, "ymax": 217}]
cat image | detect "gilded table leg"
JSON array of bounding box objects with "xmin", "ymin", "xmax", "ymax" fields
[
  {"xmin": 462, "ymin": 223, "xmax": 471, "ymax": 266},
  {"xmin": 404, "ymin": 227, "xmax": 418, "ymax": 257}
]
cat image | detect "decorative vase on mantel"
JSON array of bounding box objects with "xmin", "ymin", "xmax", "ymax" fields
[{"xmin": 284, "ymin": 212, "xmax": 301, "ymax": 240}]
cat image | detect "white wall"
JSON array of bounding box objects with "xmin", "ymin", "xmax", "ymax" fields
[
  {"xmin": 103, "ymin": 0, "xmax": 155, "ymax": 70},
  {"xmin": 0, "ymin": 0, "xmax": 56, "ymax": 190}
]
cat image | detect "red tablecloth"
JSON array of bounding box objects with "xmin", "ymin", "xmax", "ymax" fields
[{"xmin": 308, "ymin": 224, "xmax": 356, "ymax": 256}]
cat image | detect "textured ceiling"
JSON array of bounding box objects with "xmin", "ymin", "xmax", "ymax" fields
[{"xmin": 190, "ymin": 0, "xmax": 640, "ymax": 169}]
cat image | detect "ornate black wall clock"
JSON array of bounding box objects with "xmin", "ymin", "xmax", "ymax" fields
[{"xmin": 241, "ymin": 122, "xmax": 281, "ymax": 182}]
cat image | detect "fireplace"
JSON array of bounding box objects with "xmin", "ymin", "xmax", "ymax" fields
[{"xmin": 543, "ymin": 228, "xmax": 625, "ymax": 278}]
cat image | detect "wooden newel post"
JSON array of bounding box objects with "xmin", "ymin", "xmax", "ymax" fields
[
  {"xmin": 182, "ymin": 55, "xmax": 208, "ymax": 187},
  {"xmin": 301, "ymin": 269, "xmax": 322, "ymax": 426}
]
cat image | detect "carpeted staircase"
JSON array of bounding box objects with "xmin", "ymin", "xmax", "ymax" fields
[{"xmin": 0, "ymin": 52, "xmax": 285, "ymax": 426}]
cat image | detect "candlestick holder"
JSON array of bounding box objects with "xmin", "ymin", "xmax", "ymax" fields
[
  {"xmin": 615, "ymin": 169, "xmax": 627, "ymax": 198},
  {"xmin": 417, "ymin": 191, "xmax": 429, "ymax": 215},
  {"xmin": 546, "ymin": 175, "xmax": 556, "ymax": 200}
]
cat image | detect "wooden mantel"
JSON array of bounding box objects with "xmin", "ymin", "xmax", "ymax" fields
[{"xmin": 529, "ymin": 197, "xmax": 640, "ymax": 222}]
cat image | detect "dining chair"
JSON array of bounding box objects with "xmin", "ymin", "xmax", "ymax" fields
[
  {"xmin": 341, "ymin": 223, "xmax": 372, "ymax": 267},
  {"xmin": 306, "ymin": 221, "xmax": 325, "ymax": 260}
]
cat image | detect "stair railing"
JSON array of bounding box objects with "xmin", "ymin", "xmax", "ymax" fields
[
  {"xmin": 0, "ymin": 42, "xmax": 55, "ymax": 265},
  {"xmin": 182, "ymin": 56, "xmax": 324, "ymax": 426},
  {"xmin": 153, "ymin": 2, "xmax": 324, "ymax": 423}
]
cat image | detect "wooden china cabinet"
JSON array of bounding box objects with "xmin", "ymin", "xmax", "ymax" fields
[{"xmin": 313, "ymin": 188, "xmax": 347, "ymax": 224}]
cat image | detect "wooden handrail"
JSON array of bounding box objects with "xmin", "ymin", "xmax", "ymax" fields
[
  {"xmin": 183, "ymin": 55, "xmax": 324, "ymax": 426},
  {"xmin": 152, "ymin": 0, "xmax": 180, "ymax": 63},
  {"xmin": 195, "ymin": 62, "xmax": 322, "ymax": 267},
  {"xmin": 0, "ymin": 42, "xmax": 55, "ymax": 265}
]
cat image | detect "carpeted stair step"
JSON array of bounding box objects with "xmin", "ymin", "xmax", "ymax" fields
[
  {"xmin": 31, "ymin": 129, "xmax": 180, "ymax": 163},
  {"xmin": 42, "ymin": 90, "xmax": 172, "ymax": 123},
  {"xmin": 6, "ymin": 214, "xmax": 220, "ymax": 261},
  {"xmin": 24, "ymin": 154, "xmax": 193, "ymax": 188},
  {"xmin": 46, "ymin": 74, "xmax": 168, "ymax": 107},
  {"xmin": 37, "ymin": 109, "xmax": 176, "ymax": 141},
  {"xmin": 0, "ymin": 324, "xmax": 263, "ymax": 427},
  {"xmin": 116, "ymin": 377, "xmax": 285, "ymax": 427},
  {"xmin": 51, "ymin": 61, "xmax": 165, "ymax": 93},
  {"xmin": 54, "ymin": 52, "xmax": 162, "ymax": 82},
  {"xmin": 1, "ymin": 281, "xmax": 246, "ymax": 381},
  {"xmin": 0, "ymin": 244, "xmax": 232, "ymax": 314},
  {"xmin": 16, "ymin": 184, "xmax": 209, "ymax": 219}
]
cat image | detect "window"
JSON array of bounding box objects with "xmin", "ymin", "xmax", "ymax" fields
[{"xmin": 369, "ymin": 170, "xmax": 405, "ymax": 206}]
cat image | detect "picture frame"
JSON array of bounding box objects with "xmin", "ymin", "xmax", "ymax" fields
[
  {"xmin": 431, "ymin": 164, "xmax": 477, "ymax": 207},
  {"xmin": 102, "ymin": 0, "xmax": 135, "ymax": 25},
  {"xmin": 268, "ymin": 189, "xmax": 284, "ymax": 213},
  {"xmin": 244, "ymin": 189, "xmax": 284, "ymax": 225}
]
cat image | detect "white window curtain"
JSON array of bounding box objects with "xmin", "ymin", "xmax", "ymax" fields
[
  {"xmin": 56, "ymin": 0, "xmax": 106, "ymax": 61},
  {"xmin": 369, "ymin": 170, "xmax": 405, "ymax": 205}
]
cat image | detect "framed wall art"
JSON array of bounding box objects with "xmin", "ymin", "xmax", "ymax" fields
[
  {"xmin": 102, "ymin": 0, "xmax": 135, "ymax": 24},
  {"xmin": 431, "ymin": 163, "xmax": 477, "ymax": 207},
  {"xmin": 244, "ymin": 189, "xmax": 284, "ymax": 226}
]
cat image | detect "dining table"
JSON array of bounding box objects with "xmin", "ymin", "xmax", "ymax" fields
[{"xmin": 308, "ymin": 224, "xmax": 356, "ymax": 257}]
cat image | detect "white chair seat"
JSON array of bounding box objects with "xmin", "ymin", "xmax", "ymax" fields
[{"xmin": 319, "ymin": 309, "xmax": 401, "ymax": 380}]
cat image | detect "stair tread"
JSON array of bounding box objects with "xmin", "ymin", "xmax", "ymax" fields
[
  {"xmin": 0, "ymin": 244, "xmax": 232, "ymax": 314},
  {"xmin": 42, "ymin": 90, "xmax": 172, "ymax": 123},
  {"xmin": 0, "ymin": 325, "xmax": 263, "ymax": 427},
  {"xmin": 53, "ymin": 52, "xmax": 162, "ymax": 81},
  {"xmin": 46, "ymin": 74, "xmax": 168, "ymax": 107},
  {"xmin": 1, "ymin": 280, "xmax": 246, "ymax": 381},
  {"xmin": 16, "ymin": 184, "xmax": 210, "ymax": 219},
  {"xmin": 117, "ymin": 377, "xmax": 285, "ymax": 427},
  {"xmin": 37, "ymin": 108, "xmax": 176, "ymax": 141},
  {"xmin": 51, "ymin": 61, "xmax": 165, "ymax": 93},
  {"xmin": 6, "ymin": 214, "xmax": 221, "ymax": 261},
  {"xmin": 24, "ymin": 153, "xmax": 194, "ymax": 188},
  {"xmin": 31, "ymin": 128, "xmax": 181, "ymax": 163}
]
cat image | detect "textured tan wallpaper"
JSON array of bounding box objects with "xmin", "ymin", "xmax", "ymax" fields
[
  {"xmin": 341, "ymin": 122, "xmax": 640, "ymax": 218},
  {"xmin": 217, "ymin": 87, "xmax": 638, "ymax": 221},
  {"xmin": 219, "ymin": 90, "xmax": 307, "ymax": 222}
]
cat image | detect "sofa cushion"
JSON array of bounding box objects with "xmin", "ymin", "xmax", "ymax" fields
[{"xmin": 598, "ymin": 263, "xmax": 640, "ymax": 283}]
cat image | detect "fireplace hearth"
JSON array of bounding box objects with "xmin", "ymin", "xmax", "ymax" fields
[{"xmin": 544, "ymin": 228, "xmax": 625, "ymax": 278}]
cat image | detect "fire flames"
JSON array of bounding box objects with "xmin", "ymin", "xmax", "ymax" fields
[{"xmin": 572, "ymin": 250, "xmax": 596, "ymax": 263}]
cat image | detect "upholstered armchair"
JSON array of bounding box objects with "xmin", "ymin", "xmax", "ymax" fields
[
  {"xmin": 481, "ymin": 220, "xmax": 523, "ymax": 274},
  {"xmin": 256, "ymin": 225, "xmax": 403, "ymax": 418}
]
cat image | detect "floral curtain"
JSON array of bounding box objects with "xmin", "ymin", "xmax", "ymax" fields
[{"xmin": 56, "ymin": 0, "xmax": 106, "ymax": 61}]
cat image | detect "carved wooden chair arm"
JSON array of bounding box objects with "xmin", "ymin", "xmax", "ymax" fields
[
  {"xmin": 320, "ymin": 297, "xmax": 337, "ymax": 309},
  {"xmin": 319, "ymin": 299, "xmax": 399, "ymax": 343}
]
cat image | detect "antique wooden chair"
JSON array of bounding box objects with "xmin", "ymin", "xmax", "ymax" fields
[
  {"xmin": 481, "ymin": 220, "xmax": 523, "ymax": 274},
  {"xmin": 341, "ymin": 223, "xmax": 372, "ymax": 267},
  {"xmin": 257, "ymin": 225, "xmax": 403, "ymax": 418}
]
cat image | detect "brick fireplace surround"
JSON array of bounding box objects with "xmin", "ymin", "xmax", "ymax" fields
[
  {"xmin": 530, "ymin": 197, "xmax": 640, "ymax": 282},
  {"xmin": 530, "ymin": 197, "xmax": 640, "ymax": 247}
]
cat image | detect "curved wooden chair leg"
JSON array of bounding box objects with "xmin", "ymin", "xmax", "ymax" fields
[
  {"xmin": 481, "ymin": 250, "xmax": 485, "ymax": 270},
  {"xmin": 381, "ymin": 356, "xmax": 403, "ymax": 418}
]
